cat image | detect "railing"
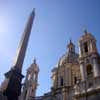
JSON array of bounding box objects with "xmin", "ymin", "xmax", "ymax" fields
[
  {"xmin": 29, "ymin": 96, "xmax": 43, "ymax": 100},
  {"xmin": 74, "ymin": 77, "xmax": 100, "ymax": 95}
]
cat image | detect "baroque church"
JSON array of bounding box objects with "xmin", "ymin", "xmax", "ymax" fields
[{"xmin": 0, "ymin": 9, "xmax": 100, "ymax": 100}]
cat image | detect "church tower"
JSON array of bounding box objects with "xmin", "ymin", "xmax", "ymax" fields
[
  {"xmin": 21, "ymin": 59, "xmax": 39, "ymax": 100},
  {"xmin": 79, "ymin": 30, "xmax": 100, "ymax": 81},
  {"xmin": 0, "ymin": 9, "xmax": 35, "ymax": 100}
]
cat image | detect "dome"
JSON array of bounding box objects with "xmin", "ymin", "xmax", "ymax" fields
[
  {"xmin": 59, "ymin": 54, "xmax": 66, "ymax": 66},
  {"xmin": 58, "ymin": 52, "xmax": 79, "ymax": 66},
  {"xmin": 51, "ymin": 67, "xmax": 57, "ymax": 73}
]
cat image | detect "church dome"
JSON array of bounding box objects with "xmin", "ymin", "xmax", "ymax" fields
[
  {"xmin": 58, "ymin": 52, "xmax": 79, "ymax": 66},
  {"xmin": 59, "ymin": 54, "xmax": 66, "ymax": 66}
]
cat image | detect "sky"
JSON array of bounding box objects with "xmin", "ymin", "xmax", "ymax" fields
[{"xmin": 0, "ymin": 0, "xmax": 100, "ymax": 96}]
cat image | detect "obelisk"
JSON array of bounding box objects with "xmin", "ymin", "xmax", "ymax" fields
[{"xmin": 1, "ymin": 9, "xmax": 35, "ymax": 100}]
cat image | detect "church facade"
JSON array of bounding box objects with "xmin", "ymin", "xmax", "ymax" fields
[
  {"xmin": 30, "ymin": 31, "xmax": 100, "ymax": 100},
  {"xmin": 49, "ymin": 31, "xmax": 100, "ymax": 100},
  {"xmin": 0, "ymin": 10, "xmax": 100, "ymax": 100}
]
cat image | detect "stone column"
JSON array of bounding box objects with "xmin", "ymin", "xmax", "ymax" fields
[
  {"xmin": 93, "ymin": 58, "xmax": 100, "ymax": 77},
  {"xmin": 79, "ymin": 48, "xmax": 81, "ymax": 57},
  {"xmin": 80, "ymin": 63, "xmax": 86, "ymax": 81},
  {"xmin": 79, "ymin": 44, "xmax": 82, "ymax": 57}
]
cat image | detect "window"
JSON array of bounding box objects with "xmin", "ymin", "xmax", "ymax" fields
[
  {"xmin": 87, "ymin": 64, "xmax": 93, "ymax": 77},
  {"xmin": 84, "ymin": 42, "xmax": 88, "ymax": 53},
  {"xmin": 74, "ymin": 77, "xmax": 77, "ymax": 84},
  {"xmin": 71, "ymin": 47, "xmax": 72, "ymax": 51},
  {"xmin": 60, "ymin": 77, "xmax": 64, "ymax": 86}
]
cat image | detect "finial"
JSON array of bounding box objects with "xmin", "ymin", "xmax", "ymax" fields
[
  {"xmin": 33, "ymin": 57, "xmax": 36, "ymax": 64},
  {"xmin": 70, "ymin": 38, "xmax": 72, "ymax": 44},
  {"xmin": 33, "ymin": 8, "xmax": 35, "ymax": 12},
  {"xmin": 82, "ymin": 25, "xmax": 88, "ymax": 35},
  {"xmin": 69, "ymin": 37, "xmax": 73, "ymax": 45},
  {"xmin": 84, "ymin": 29, "xmax": 88, "ymax": 34}
]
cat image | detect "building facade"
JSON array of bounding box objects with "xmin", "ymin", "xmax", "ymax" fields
[
  {"xmin": 50, "ymin": 31, "xmax": 100, "ymax": 100},
  {"xmin": 29, "ymin": 31, "xmax": 100, "ymax": 100}
]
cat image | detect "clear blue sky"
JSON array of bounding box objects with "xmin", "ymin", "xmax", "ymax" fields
[{"xmin": 0, "ymin": 0, "xmax": 100, "ymax": 96}]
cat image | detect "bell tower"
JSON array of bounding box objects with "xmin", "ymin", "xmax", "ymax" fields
[
  {"xmin": 79, "ymin": 30, "xmax": 100, "ymax": 81},
  {"xmin": 21, "ymin": 59, "xmax": 39, "ymax": 100}
]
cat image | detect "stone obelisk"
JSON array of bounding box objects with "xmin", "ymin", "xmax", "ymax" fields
[{"xmin": 2, "ymin": 9, "xmax": 35, "ymax": 100}]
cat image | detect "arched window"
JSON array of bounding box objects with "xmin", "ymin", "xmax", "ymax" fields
[
  {"xmin": 60, "ymin": 77, "xmax": 64, "ymax": 86},
  {"xmin": 87, "ymin": 64, "xmax": 93, "ymax": 78},
  {"xmin": 84, "ymin": 42, "xmax": 88, "ymax": 53}
]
